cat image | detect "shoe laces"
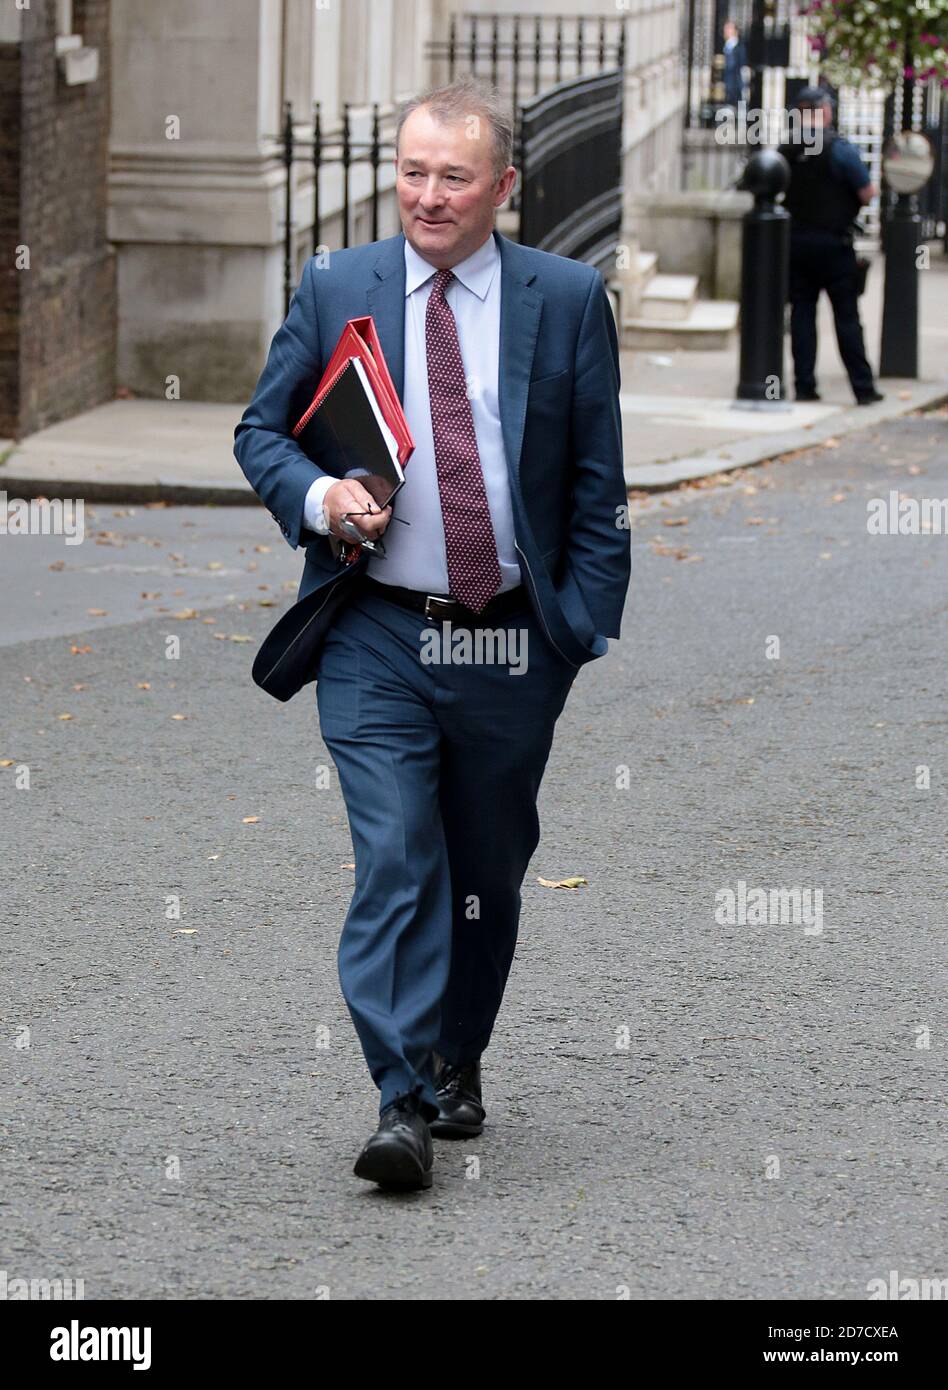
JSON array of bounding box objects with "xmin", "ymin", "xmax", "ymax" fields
[
  {"xmin": 387, "ymin": 1094, "xmax": 419, "ymax": 1121},
  {"xmin": 437, "ymin": 1062, "xmax": 471, "ymax": 1096}
]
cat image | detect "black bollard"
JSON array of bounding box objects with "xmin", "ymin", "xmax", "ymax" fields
[
  {"xmin": 879, "ymin": 178, "xmax": 925, "ymax": 379},
  {"xmin": 735, "ymin": 149, "xmax": 791, "ymax": 404}
]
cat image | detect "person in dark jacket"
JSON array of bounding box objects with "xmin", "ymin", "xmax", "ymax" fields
[
  {"xmin": 722, "ymin": 20, "xmax": 747, "ymax": 109},
  {"xmin": 779, "ymin": 87, "xmax": 884, "ymax": 405}
]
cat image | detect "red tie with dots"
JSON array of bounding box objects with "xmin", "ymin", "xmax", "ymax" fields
[{"xmin": 425, "ymin": 267, "xmax": 502, "ymax": 612}]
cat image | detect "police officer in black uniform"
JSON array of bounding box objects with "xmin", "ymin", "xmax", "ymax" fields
[{"xmin": 779, "ymin": 87, "xmax": 884, "ymax": 405}]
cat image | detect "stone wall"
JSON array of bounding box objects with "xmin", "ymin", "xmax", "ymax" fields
[{"xmin": 0, "ymin": 0, "xmax": 116, "ymax": 439}]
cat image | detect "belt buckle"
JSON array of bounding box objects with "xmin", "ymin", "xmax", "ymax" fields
[{"xmin": 424, "ymin": 594, "xmax": 456, "ymax": 621}]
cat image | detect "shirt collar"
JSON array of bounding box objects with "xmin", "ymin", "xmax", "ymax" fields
[{"xmin": 404, "ymin": 228, "xmax": 499, "ymax": 300}]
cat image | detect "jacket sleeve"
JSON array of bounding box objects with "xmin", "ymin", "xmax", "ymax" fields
[
  {"xmin": 566, "ymin": 272, "xmax": 631, "ymax": 639},
  {"xmin": 233, "ymin": 257, "xmax": 330, "ymax": 550}
]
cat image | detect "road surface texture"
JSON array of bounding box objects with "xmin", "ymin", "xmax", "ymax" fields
[{"xmin": 1, "ymin": 411, "xmax": 945, "ymax": 1299}]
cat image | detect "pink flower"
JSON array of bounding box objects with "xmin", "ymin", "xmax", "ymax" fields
[{"xmin": 903, "ymin": 66, "xmax": 916, "ymax": 79}]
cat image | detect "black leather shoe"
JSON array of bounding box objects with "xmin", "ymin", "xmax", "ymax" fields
[
  {"xmin": 429, "ymin": 1055, "xmax": 486, "ymax": 1139},
  {"xmin": 795, "ymin": 389, "xmax": 821, "ymax": 402},
  {"xmin": 856, "ymin": 390, "xmax": 885, "ymax": 405},
  {"xmin": 353, "ymin": 1095, "xmax": 433, "ymax": 1189}
]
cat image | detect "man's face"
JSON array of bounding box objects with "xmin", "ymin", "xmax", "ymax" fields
[{"xmin": 395, "ymin": 105, "xmax": 516, "ymax": 268}]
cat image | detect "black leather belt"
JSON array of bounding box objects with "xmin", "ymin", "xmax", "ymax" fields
[{"xmin": 363, "ymin": 576, "xmax": 529, "ymax": 625}]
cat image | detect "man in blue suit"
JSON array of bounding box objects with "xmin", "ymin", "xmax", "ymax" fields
[{"xmin": 234, "ymin": 75, "xmax": 630, "ymax": 1190}]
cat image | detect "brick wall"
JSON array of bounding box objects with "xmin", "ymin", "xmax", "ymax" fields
[{"xmin": 0, "ymin": 0, "xmax": 115, "ymax": 440}]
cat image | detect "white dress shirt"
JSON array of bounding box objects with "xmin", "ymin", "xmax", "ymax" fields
[{"xmin": 302, "ymin": 228, "xmax": 521, "ymax": 594}]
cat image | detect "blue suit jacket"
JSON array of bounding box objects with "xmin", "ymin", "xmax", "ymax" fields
[{"xmin": 234, "ymin": 227, "xmax": 630, "ymax": 682}]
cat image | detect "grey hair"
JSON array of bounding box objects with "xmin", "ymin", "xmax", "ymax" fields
[{"xmin": 395, "ymin": 75, "xmax": 514, "ymax": 183}]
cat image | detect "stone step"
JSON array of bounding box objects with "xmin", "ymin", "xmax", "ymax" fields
[
  {"xmin": 638, "ymin": 272, "xmax": 699, "ymax": 323},
  {"xmin": 636, "ymin": 250, "xmax": 658, "ymax": 288},
  {"xmin": 620, "ymin": 299, "xmax": 739, "ymax": 352}
]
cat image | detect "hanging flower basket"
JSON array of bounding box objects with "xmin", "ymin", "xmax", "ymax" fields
[{"xmin": 802, "ymin": 0, "xmax": 948, "ymax": 89}]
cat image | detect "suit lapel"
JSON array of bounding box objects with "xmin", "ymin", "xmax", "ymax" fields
[
  {"xmin": 365, "ymin": 233, "xmax": 408, "ymax": 400},
  {"xmin": 364, "ymin": 226, "xmax": 543, "ymax": 483},
  {"xmin": 496, "ymin": 228, "xmax": 542, "ymax": 484}
]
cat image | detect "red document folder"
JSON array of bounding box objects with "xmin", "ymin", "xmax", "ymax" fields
[{"xmin": 293, "ymin": 315, "xmax": 415, "ymax": 470}]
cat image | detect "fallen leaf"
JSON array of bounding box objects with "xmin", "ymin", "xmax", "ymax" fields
[
  {"xmin": 662, "ymin": 517, "xmax": 689, "ymax": 528},
  {"xmin": 254, "ymin": 544, "xmax": 271, "ymax": 554},
  {"xmin": 57, "ymin": 713, "xmax": 74, "ymax": 721},
  {"xmin": 87, "ymin": 608, "xmax": 107, "ymax": 616},
  {"xmin": 49, "ymin": 560, "xmax": 65, "ymax": 571},
  {"xmin": 70, "ymin": 645, "xmax": 92, "ymax": 655},
  {"xmin": 171, "ymin": 609, "xmax": 199, "ymax": 620},
  {"xmin": 745, "ymin": 517, "xmax": 764, "ymax": 526},
  {"xmin": 242, "ymin": 816, "xmax": 260, "ymax": 824},
  {"xmin": 537, "ymin": 875, "xmax": 588, "ymax": 889},
  {"xmin": 171, "ymin": 713, "xmax": 188, "ymax": 721},
  {"xmin": 341, "ymin": 862, "xmax": 355, "ymax": 869},
  {"xmin": 0, "ymin": 759, "xmax": 15, "ymax": 767},
  {"xmin": 137, "ymin": 682, "xmax": 151, "ymax": 690},
  {"xmin": 174, "ymin": 928, "xmax": 198, "ymax": 935},
  {"xmin": 227, "ymin": 634, "xmax": 253, "ymax": 643},
  {"xmin": 207, "ymin": 561, "xmax": 223, "ymax": 571}
]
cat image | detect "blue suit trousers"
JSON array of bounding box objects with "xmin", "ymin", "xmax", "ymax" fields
[{"xmin": 315, "ymin": 587, "xmax": 577, "ymax": 1121}]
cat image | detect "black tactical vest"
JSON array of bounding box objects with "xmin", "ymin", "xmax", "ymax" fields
[{"xmin": 778, "ymin": 132, "xmax": 862, "ymax": 235}]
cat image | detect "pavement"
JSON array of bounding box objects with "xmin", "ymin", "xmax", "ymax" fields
[
  {"xmin": 1, "ymin": 411, "xmax": 945, "ymax": 1298},
  {"xmin": 1, "ymin": 247, "xmax": 946, "ymax": 503}
]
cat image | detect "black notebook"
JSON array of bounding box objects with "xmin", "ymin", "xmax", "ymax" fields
[{"xmin": 294, "ymin": 356, "xmax": 405, "ymax": 510}]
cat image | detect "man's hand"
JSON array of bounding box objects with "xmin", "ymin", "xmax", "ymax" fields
[{"xmin": 323, "ymin": 479, "xmax": 392, "ymax": 542}]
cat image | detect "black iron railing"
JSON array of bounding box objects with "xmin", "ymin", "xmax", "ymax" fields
[
  {"xmin": 519, "ymin": 70, "xmax": 623, "ymax": 270},
  {"xmin": 270, "ymin": 11, "xmax": 632, "ymax": 314},
  {"xmin": 270, "ymin": 100, "xmax": 398, "ymax": 316}
]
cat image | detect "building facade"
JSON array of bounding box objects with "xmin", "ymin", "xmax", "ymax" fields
[{"xmin": 1, "ymin": 0, "xmax": 684, "ymax": 434}]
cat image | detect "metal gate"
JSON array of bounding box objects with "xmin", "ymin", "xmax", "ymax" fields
[{"xmin": 518, "ymin": 70, "xmax": 623, "ymax": 269}]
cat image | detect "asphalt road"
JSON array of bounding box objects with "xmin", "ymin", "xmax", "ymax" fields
[{"xmin": 1, "ymin": 412, "xmax": 945, "ymax": 1300}]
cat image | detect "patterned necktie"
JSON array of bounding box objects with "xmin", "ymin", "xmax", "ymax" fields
[{"xmin": 425, "ymin": 267, "xmax": 502, "ymax": 612}]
